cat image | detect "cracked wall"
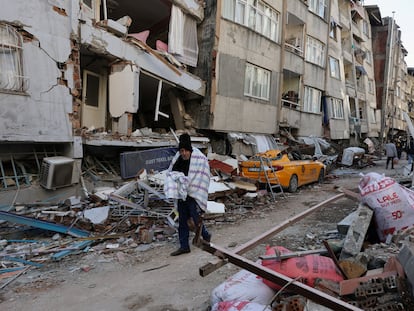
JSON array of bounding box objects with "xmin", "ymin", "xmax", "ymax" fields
[{"xmin": 0, "ymin": 0, "xmax": 78, "ymax": 142}]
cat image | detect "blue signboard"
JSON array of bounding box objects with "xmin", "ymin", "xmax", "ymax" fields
[{"xmin": 120, "ymin": 147, "xmax": 178, "ymax": 179}]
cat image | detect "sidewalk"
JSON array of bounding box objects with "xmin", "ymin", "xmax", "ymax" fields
[{"xmin": 331, "ymin": 158, "xmax": 412, "ymax": 180}]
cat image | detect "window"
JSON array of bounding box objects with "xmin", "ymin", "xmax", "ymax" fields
[
  {"xmin": 83, "ymin": 0, "xmax": 93, "ymax": 9},
  {"xmin": 330, "ymin": 98, "xmax": 344, "ymax": 119},
  {"xmin": 362, "ymin": 20, "xmax": 369, "ymax": 37},
  {"xmin": 365, "ymin": 50, "xmax": 372, "ymax": 64},
  {"xmin": 244, "ymin": 63, "xmax": 270, "ymax": 100},
  {"xmin": 329, "ymin": 57, "xmax": 340, "ymax": 79},
  {"xmin": 303, "ymin": 86, "xmax": 321, "ymax": 113},
  {"xmin": 0, "ymin": 24, "xmax": 27, "ymax": 92},
  {"xmin": 222, "ymin": 0, "xmax": 280, "ymax": 42},
  {"xmin": 308, "ymin": 0, "xmax": 327, "ymax": 19},
  {"xmin": 329, "ymin": 21, "xmax": 338, "ymax": 40},
  {"xmin": 305, "ymin": 36, "xmax": 325, "ymax": 67},
  {"xmin": 368, "ymin": 79, "xmax": 374, "ymax": 94}
]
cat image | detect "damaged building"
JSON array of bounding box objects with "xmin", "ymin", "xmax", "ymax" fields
[
  {"xmin": 0, "ymin": 0, "xmax": 209, "ymax": 199},
  {"xmin": 1, "ymin": 0, "xmax": 414, "ymax": 201}
]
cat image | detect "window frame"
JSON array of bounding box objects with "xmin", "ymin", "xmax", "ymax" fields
[
  {"xmin": 330, "ymin": 97, "xmax": 344, "ymax": 119},
  {"xmin": 368, "ymin": 78, "xmax": 374, "ymax": 94},
  {"xmin": 308, "ymin": 0, "xmax": 327, "ymax": 19},
  {"xmin": 244, "ymin": 62, "xmax": 271, "ymax": 101},
  {"xmin": 329, "ymin": 21, "xmax": 337, "ymax": 40},
  {"xmin": 303, "ymin": 86, "xmax": 322, "ymax": 114},
  {"xmin": 329, "ymin": 56, "xmax": 340, "ymax": 79},
  {"xmin": 305, "ymin": 36, "xmax": 325, "ymax": 67},
  {"xmin": 222, "ymin": 0, "xmax": 280, "ymax": 43},
  {"xmin": 0, "ymin": 23, "xmax": 27, "ymax": 93}
]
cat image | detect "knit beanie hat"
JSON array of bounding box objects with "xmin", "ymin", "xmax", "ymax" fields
[{"xmin": 178, "ymin": 133, "xmax": 193, "ymax": 151}]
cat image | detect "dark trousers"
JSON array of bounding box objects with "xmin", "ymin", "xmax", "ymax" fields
[
  {"xmin": 386, "ymin": 157, "xmax": 395, "ymax": 169},
  {"xmin": 177, "ymin": 196, "xmax": 209, "ymax": 250}
]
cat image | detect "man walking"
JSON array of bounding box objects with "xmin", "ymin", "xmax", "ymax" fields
[
  {"xmin": 385, "ymin": 141, "xmax": 398, "ymax": 170},
  {"xmin": 164, "ymin": 133, "xmax": 211, "ymax": 256}
]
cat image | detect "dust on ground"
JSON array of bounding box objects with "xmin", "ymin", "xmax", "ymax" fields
[{"xmin": 0, "ymin": 159, "xmax": 406, "ymax": 311}]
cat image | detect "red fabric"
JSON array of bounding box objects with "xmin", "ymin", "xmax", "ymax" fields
[{"xmin": 261, "ymin": 246, "xmax": 343, "ymax": 289}]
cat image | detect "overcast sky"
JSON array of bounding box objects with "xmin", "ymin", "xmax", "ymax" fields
[{"xmin": 363, "ymin": 0, "xmax": 414, "ymax": 67}]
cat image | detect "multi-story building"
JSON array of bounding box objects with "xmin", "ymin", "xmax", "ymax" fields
[
  {"xmin": 0, "ymin": 0, "xmax": 207, "ymax": 195},
  {"xmin": 369, "ymin": 9, "xmax": 410, "ymax": 144},
  {"xmin": 195, "ymin": 0, "xmax": 284, "ymax": 155},
  {"xmin": 1, "ymin": 0, "xmax": 413, "ymax": 199}
]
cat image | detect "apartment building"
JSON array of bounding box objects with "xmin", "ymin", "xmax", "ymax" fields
[
  {"xmin": 1, "ymin": 0, "xmax": 413, "ymax": 196},
  {"xmin": 195, "ymin": 0, "xmax": 283, "ymax": 148},
  {"xmin": 369, "ymin": 10, "xmax": 410, "ymax": 143},
  {"xmin": 0, "ymin": 0, "xmax": 207, "ymax": 190}
]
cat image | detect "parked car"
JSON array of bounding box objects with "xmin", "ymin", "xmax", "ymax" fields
[{"xmin": 239, "ymin": 149, "xmax": 326, "ymax": 192}]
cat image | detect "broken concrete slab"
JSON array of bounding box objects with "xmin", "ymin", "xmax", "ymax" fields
[{"xmin": 339, "ymin": 204, "xmax": 373, "ymax": 260}]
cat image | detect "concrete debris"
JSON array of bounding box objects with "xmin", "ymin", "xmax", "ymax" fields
[
  {"xmin": 197, "ymin": 171, "xmax": 414, "ymax": 310},
  {"xmin": 2, "ymin": 142, "xmax": 414, "ymax": 310}
]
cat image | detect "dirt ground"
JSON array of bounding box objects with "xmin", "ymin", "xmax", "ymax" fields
[{"xmin": 0, "ymin": 159, "xmax": 409, "ymax": 311}]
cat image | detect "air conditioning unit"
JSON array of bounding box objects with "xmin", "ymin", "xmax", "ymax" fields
[{"xmin": 40, "ymin": 156, "xmax": 78, "ymax": 190}]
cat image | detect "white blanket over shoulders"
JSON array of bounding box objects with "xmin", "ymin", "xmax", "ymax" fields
[{"xmin": 164, "ymin": 147, "xmax": 210, "ymax": 211}]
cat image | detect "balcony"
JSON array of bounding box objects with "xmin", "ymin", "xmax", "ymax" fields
[
  {"xmin": 285, "ymin": 37, "xmax": 303, "ymax": 56},
  {"xmin": 280, "ymin": 104, "xmax": 301, "ymax": 129}
]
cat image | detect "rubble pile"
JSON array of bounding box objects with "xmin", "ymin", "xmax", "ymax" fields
[{"xmin": 206, "ymin": 172, "xmax": 414, "ymax": 311}]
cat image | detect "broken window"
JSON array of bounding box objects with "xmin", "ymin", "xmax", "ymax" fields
[
  {"xmin": 0, "ymin": 24, "xmax": 27, "ymax": 93},
  {"xmin": 244, "ymin": 63, "xmax": 270, "ymax": 100},
  {"xmin": 168, "ymin": 5, "xmax": 199, "ymax": 67}
]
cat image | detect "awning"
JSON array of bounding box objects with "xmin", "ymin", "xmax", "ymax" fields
[{"xmin": 355, "ymin": 66, "xmax": 367, "ymax": 75}]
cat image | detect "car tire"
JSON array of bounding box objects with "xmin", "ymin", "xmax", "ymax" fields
[
  {"xmin": 288, "ymin": 175, "xmax": 298, "ymax": 193},
  {"xmin": 318, "ymin": 168, "xmax": 325, "ymax": 184}
]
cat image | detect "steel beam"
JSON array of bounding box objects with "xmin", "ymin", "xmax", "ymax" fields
[{"xmin": 0, "ymin": 211, "xmax": 89, "ymax": 238}]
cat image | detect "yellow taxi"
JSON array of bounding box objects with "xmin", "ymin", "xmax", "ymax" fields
[{"xmin": 239, "ymin": 149, "xmax": 326, "ymax": 192}]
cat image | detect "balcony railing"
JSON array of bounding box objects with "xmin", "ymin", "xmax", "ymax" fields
[
  {"xmin": 281, "ymin": 98, "xmax": 300, "ymax": 110},
  {"xmin": 285, "ymin": 38, "xmax": 303, "ymax": 56}
]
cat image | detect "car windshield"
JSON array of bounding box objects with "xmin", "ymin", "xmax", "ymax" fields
[{"xmin": 251, "ymin": 152, "xmax": 283, "ymax": 161}]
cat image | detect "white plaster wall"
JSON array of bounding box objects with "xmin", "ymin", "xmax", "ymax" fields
[
  {"xmin": 213, "ymin": 95, "xmax": 278, "ymax": 134},
  {"xmin": 0, "ymin": 0, "xmax": 76, "ymax": 142}
]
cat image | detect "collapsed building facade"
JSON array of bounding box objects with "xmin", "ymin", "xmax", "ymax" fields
[{"xmin": 0, "ymin": 0, "xmax": 414, "ymax": 199}]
